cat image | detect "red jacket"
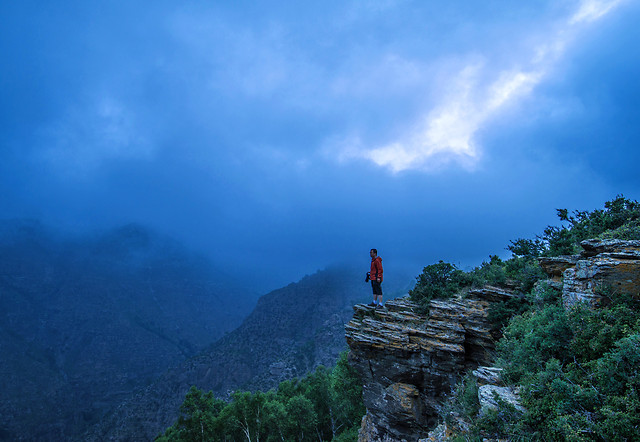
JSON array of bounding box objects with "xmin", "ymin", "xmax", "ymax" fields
[{"xmin": 370, "ymin": 256, "xmax": 383, "ymax": 282}]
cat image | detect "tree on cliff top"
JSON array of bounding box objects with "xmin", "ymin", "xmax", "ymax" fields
[{"xmin": 529, "ymin": 194, "xmax": 640, "ymax": 256}]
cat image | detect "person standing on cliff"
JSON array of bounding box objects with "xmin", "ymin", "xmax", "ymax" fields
[{"xmin": 367, "ymin": 248, "xmax": 384, "ymax": 308}]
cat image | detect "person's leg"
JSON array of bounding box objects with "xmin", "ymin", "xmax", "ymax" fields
[
  {"xmin": 373, "ymin": 282, "xmax": 383, "ymax": 307},
  {"xmin": 370, "ymin": 281, "xmax": 377, "ymax": 306}
]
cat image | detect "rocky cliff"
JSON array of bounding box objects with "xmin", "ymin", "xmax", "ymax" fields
[
  {"xmin": 539, "ymin": 239, "xmax": 640, "ymax": 307},
  {"xmin": 345, "ymin": 287, "xmax": 518, "ymax": 441},
  {"xmin": 347, "ymin": 239, "xmax": 640, "ymax": 441}
]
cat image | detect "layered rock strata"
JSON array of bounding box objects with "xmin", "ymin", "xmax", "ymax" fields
[
  {"xmin": 346, "ymin": 288, "xmax": 516, "ymax": 441},
  {"xmin": 539, "ymin": 239, "xmax": 640, "ymax": 307}
]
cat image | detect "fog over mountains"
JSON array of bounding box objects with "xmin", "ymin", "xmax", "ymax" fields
[{"xmin": 0, "ymin": 220, "xmax": 259, "ymax": 440}]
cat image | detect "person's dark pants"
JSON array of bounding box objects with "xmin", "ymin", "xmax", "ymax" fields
[{"xmin": 371, "ymin": 280, "xmax": 383, "ymax": 296}]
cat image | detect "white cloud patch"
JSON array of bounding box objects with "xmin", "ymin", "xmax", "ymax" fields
[
  {"xmin": 570, "ymin": 0, "xmax": 624, "ymax": 24},
  {"xmin": 335, "ymin": 0, "xmax": 625, "ymax": 173}
]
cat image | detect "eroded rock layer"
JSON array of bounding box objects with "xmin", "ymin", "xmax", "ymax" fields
[
  {"xmin": 346, "ymin": 289, "xmax": 514, "ymax": 441},
  {"xmin": 539, "ymin": 239, "xmax": 640, "ymax": 307}
]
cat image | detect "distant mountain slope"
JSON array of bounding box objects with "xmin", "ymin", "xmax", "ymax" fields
[
  {"xmin": 86, "ymin": 266, "xmax": 390, "ymax": 441},
  {"xmin": 0, "ymin": 220, "xmax": 257, "ymax": 441}
]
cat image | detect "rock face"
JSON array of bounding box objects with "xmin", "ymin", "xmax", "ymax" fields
[
  {"xmin": 345, "ymin": 288, "xmax": 516, "ymax": 441},
  {"xmin": 347, "ymin": 239, "xmax": 640, "ymax": 441},
  {"xmin": 540, "ymin": 239, "xmax": 640, "ymax": 307}
]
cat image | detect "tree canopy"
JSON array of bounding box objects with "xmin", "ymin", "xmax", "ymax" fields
[{"xmin": 156, "ymin": 352, "xmax": 365, "ymax": 442}]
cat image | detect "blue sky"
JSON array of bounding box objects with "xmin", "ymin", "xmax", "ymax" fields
[{"xmin": 2, "ymin": 0, "xmax": 639, "ymax": 290}]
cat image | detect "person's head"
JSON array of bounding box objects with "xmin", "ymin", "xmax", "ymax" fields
[{"xmin": 370, "ymin": 248, "xmax": 377, "ymax": 258}]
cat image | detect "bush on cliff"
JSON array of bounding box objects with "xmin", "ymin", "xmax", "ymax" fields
[
  {"xmin": 409, "ymin": 254, "xmax": 542, "ymax": 322},
  {"xmin": 479, "ymin": 288, "xmax": 640, "ymax": 441},
  {"xmin": 408, "ymin": 261, "xmax": 469, "ymax": 310}
]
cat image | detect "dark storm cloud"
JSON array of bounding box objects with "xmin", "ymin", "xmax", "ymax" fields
[{"xmin": 1, "ymin": 0, "xmax": 639, "ymax": 290}]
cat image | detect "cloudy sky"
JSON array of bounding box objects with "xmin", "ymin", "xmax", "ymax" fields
[{"xmin": 2, "ymin": 0, "xmax": 639, "ymax": 290}]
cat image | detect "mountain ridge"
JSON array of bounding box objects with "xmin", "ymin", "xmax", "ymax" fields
[
  {"xmin": 85, "ymin": 266, "xmax": 385, "ymax": 441},
  {"xmin": 0, "ymin": 220, "xmax": 258, "ymax": 441}
]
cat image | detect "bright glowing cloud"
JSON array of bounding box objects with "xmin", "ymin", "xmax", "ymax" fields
[{"xmin": 338, "ymin": 0, "xmax": 625, "ymax": 173}]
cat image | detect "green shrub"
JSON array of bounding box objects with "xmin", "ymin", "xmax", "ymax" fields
[
  {"xmin": 568, "ymin": 290, "xmax": 640, "ymax": 363},
  {"xmin": 497, "ymin": 304, "xmax": 572, "ymax": 384},
  {"xmin": 437, "ymin": 197, "xmax": 640, "ymax": 441},
  {"xmin": 467, "ymin": 255, "xmax": 507, "ymax": 288},
  {"xmin": 474, "ymin": 399, "xmax": 523, "ymax": 441},
  {"xmin": 493, "ymin": 286, "xmax": 640, "ymax": 441},
  {"xmin": 459, "ymin": 376, "xmax": 481, "ymax": 418},
  {"xmin": 542, "ymin": 195, "xmax": 640, "ymax": 257},
  {"xmin": 486, "ymin": 296, "xmax": 530, "ymax": 332},
  {"xmin": 409, "ymin": 261, "xmax": 470, "ymax": 311}
]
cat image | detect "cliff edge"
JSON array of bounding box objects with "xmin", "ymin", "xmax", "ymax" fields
[
  {"xmin": 346, "ymin": 239, "xmax": 640, "ymax": 441},
  {"xmin": 345, "ymin": 288, "xmax": 517, "ymax": 441}
]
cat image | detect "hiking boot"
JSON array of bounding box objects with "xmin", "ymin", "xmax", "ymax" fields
[
  {"xmin": 376, "ymin": 304, "xmax": 385, "ymax": 309},
  {"xmin": 368, "ymin": 302, "xmax": 377, "ymax": 307}
]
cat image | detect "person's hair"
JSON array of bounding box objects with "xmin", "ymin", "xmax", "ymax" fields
[{"xmin": 370, "ymin": 248, "xmax": 377, "ymax": 255}]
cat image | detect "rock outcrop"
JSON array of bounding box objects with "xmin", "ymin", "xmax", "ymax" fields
[
  {"xmin": 347, "ymin": 239, "xmax": 640, "ymax": 441},
  {"xmin": 539, "ymin": 239, "xmax": 640, "ymax": 307},
  {"xmin": 345, "ymin": 288, "xmax": 517, "ymax": 441}
]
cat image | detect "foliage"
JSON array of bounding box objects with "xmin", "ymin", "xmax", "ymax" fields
[
  {"xmin": 409, "ymin": 261, "xmax": 469, "ymax": 311},
  {"xmin": 438, "ymin": 197, "xmax": 640, "ymax": 441},
  {"xmin": 157, "ymin": 352, "xmax": 364, "ymax": 442},
  {"xmin": 542, "ymin": 195, "xmax": 640, "ymax": 256},
  {"xmin": 445, "ymin": 375, "xmax": 480, "ymax": 420},
  {"xmin": 473, "ymin": 398, "xmax": 524, "ymax": 441},
  {"xmin": 497, "ymin": 304, "xmax": 573, "ymax": 384},
  {"xmin": 491, "ymin": 290, "xmax": 640, "ymax": 441},
  {"xmin": 504, "ymin": 196, "xmax": 640, "ymax": 258},
  {"xmin": 507, "ymin": 238, "xmax": 546, "ymax": 258},
  {"xmin": 409, "ymin": 255, "xmax": 542, "ymax": 327},
  {"xmin": 411, "ymin": 196, "xmax": 639, "ymax": 319},
  {"xmin": 485, "ymin": 295, "xmax": 530, "ymax": 332}
]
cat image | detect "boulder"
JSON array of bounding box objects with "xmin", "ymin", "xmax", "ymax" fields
[
  {"xmin": 538, "ymin": 256, "xmax": 580, "ymax": 280},
  {"xmin": 472, "ymin": 366, "xmax": 503, "ymax": 385},
  {"xmin": 478, "ymin": 385, "xmax": 524, "ymax": 414}
]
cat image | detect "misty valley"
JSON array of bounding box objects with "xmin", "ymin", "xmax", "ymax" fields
[{"xmin": 0, "ymin": 220, "xmax": 388, "ymax": 440}]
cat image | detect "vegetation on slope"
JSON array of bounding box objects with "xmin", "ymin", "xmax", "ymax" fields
[
  {"xmin": 157, "ymin": 352, "xmax": 365, "ymax": 442},
  {"xmin": 416, "ymin": 195, "xmax": 640, "ymax": 441}
]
